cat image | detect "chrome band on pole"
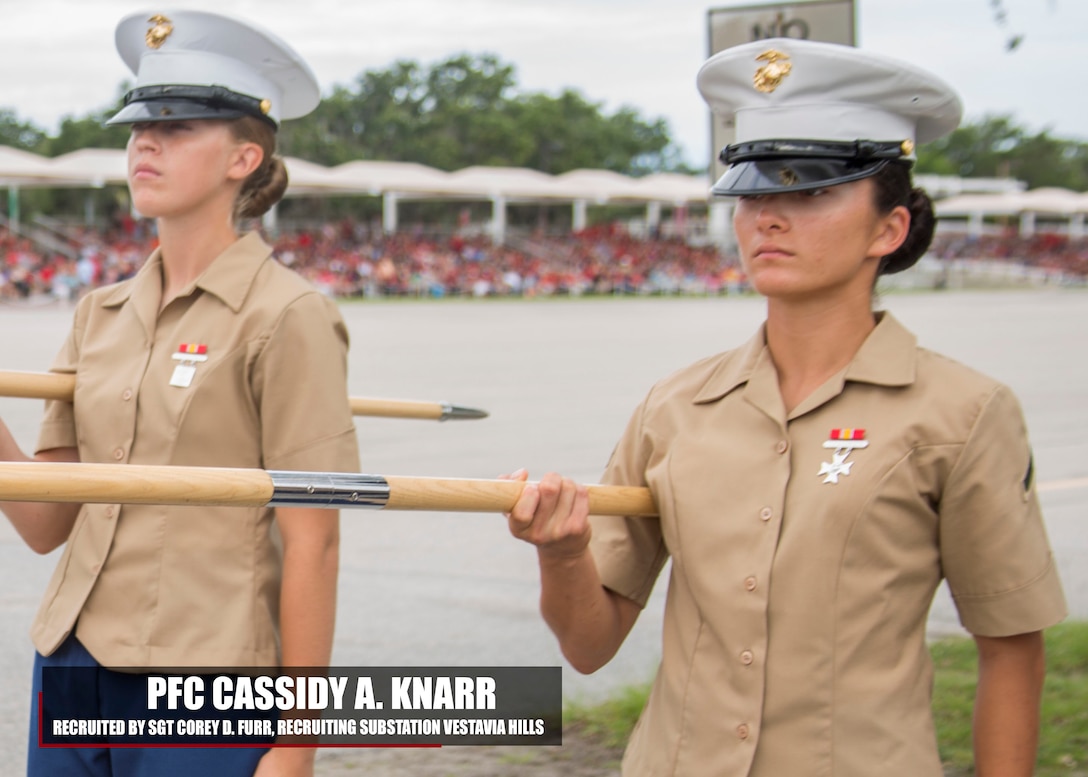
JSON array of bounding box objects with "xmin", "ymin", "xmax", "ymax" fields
[{"xmin": 267, "ymin": 471, "xmax": 391, "ymax": 508}]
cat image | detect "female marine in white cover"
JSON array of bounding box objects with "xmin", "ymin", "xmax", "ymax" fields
[
  {"xmin": 0, "ymin": 10, "xmax": 359, "ymax": 777},
  {"xmin": 507, "ymin": 38, "xmax": 1066, "ymax": 777}
]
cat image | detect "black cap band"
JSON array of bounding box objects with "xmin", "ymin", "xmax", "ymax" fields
[
  {"xmin": 720, "ymin": 138, "xmax": 908, "ymax": 166},
  {"xmin": 106, "ymin": 84, "xmax": 275, "ymax": 128}
]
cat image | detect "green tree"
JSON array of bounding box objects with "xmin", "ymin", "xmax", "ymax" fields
[
  {"xmin": 917, "ymin": 114, "xmax": 1022, "ymax": 178},
  {"xmin": 279, "ymin": 53, "xmax": 686, "ymax": 175},
  {"xmin": 917, "ymin": 114, "xmax": 1088, "ymax": 191},
  {"xmin": 37, "ymin": 84, "xmax": 129, "ymax": 157},
  {"xmin": 1, "ymin": 96, "xmax": 129, "ymax": 224},
  {"xmin": 1007, "ymin": 130, "xmax": 1087, "ymax": 190},
  {"xmin": 280, "ymin": 61, "xmax": 430, "ymax": 165},
  {"xmin": 507, "ymin": 90, "xmax": 676, "ymax": 174},
  {"xmin": 42, "ymin": 111, "xmax": 129, "ymax": 156},
  {"xmin": 0, "ymin": 109, "xmax": 47, "ymax": 151}
]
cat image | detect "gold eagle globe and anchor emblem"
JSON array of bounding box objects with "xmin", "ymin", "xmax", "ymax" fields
[
  {"xmin": 753, "ymin": 49, "xmax": 792, "ymax": 93},
  {"xmin": 778, "ymin": 167, "xmax": 800, "ymax": 187},
  {"xmin": 145, "ymin": 14, "xmax": 174, "ymax": 49}
]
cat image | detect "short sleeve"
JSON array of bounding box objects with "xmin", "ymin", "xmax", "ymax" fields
[
  {"xmin": 940, "ymin": 384, "xmax": 1067, "ymax": 636},
  {"xmin": 35, "ymin": 297, "xmax": 90, "ymax": 454},
  {"xmin": 251, "ymin": 292, "xmax": 360, "ymax": 474},
  {"xmin": 589, "ymin": 392, "xmax": 669, "ymax": 608}
]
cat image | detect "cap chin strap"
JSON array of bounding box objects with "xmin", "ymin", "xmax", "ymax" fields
[{"xmin": 720, "ymin": 139, "xmax": 908, "ymax": 165}]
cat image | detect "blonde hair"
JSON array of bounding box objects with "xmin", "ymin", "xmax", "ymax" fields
[{"xmin": 230, "ymin": 116, "xmax": 288, "ymax": 222}]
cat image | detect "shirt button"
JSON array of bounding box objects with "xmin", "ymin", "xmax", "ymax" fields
[
  {"xmin": 759, "ymin": 507, "xmax": 773, "ymax": 522},
  {"xmin": 740, "ymin": 650, "xmax": 754, "ymax": 665},
  {"xmin": 736, "ymin": 723, "xmax": 750, "ymax": 740},
  {"xmin": 122, "ymin": 389, "xmax": 133, "ymax": 401},
  {"xmin": 775, "ymin": 440, "xmax": 789, "ymax": 454},
  {"xmin": 105, "ymin": 507, "xmax": 114, "ymax": 518},
  {"xmin": 113, "ymin": 447, "xmax": 125, "ymax": 460},
  {"xmin": 744, "ymin": 576, "xmax": 758, "ymax": 591}
]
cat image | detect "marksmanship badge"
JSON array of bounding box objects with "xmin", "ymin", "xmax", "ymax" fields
[
  {"xmin": 818, "ymin": 428, "xmax": 868, "ymax": 484},
  {"xmin": 169, "ymin": 343, "xmax": 208, "ymax": 388}
]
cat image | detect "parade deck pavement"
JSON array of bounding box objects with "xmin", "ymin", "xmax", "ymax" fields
[{"xmin": 0, "ymin": 289, "xmax": 1084, "ymax": 775}]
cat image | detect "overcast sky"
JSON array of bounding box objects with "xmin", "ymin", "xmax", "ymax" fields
[{"xmin": 2, "ymin": 0, "xmax": 1084, "ymax": 166}]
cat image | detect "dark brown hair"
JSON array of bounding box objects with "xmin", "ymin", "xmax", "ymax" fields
[
  {"xmin": 229, "ymin": 116, "xmax": 288, "ymax": 222},
  {"xmin": 870, "ymin": 161, "xmax": 935, "ymax": 275}
]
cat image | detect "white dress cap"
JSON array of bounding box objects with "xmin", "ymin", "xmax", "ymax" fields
[
  {"xmin": 697, "ymin": 38, "xmax": 963, "ymax": 195},
  {"xmin": 107, "ymin": 10, "xmax": 320, "ymax": 127}
]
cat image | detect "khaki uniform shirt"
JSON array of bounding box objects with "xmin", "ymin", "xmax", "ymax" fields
[
  {"xmin": 592, "ymin": 313, "xmax": 1066, "ymax": 777},
  {"xmin": 32, "ymin": 232, "xmax": 360, "ymax": 668}
]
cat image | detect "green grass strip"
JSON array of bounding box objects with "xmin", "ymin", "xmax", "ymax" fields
[{"xmin": 564, "ymin": 621, "xmax": 1088, "ymax": 775}]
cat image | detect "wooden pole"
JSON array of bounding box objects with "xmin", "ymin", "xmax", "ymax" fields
[
  {"xmin": 382, "ymin": 475, "xmax": 656, "ymax": 516},
  {"xmin": 0, "ymin": 462, "xmax": 657, "ymax": 516},
  {"xmin": 0, "ymin": 370, "xmax": 487, "ymax": 421},
  {"xmin": 0, "ymin": 462, "xmax": 272, "ymax": 507},
  {"xmin": 0, "ymin": 370, "xmax": 74, "ymax": 401}
]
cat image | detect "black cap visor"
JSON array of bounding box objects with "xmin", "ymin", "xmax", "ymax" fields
[
  {"xmin": 712, "ymin": 157, "xmax": 891, "ymax": 197},
  {"xmin": 712, "ymin": 138, "xmax": 909, "ymax": 196},
  {"xmin": 106, "ymin": 99, "xmax": 249, "ymax": 126},
  {"xmin": 105, "ymin": 85, "xmax": 275, "ymax": 128}
]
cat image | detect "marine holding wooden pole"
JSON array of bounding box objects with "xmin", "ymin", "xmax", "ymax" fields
[
  {"xmin": 0, "ymin": 11, "xmax": 358, "ymax": 777},
  {"xmin": 502, "ymin": 38, "xmax": 1066, "ymax": 777}
]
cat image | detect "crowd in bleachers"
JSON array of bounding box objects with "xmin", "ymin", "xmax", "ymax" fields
[
  {"xmin": 4, "ymin": 221, "xmax": 1087, "ymax": 304},
  {"xmin": 929, "ymin": 232, "xmax": 1088, "ymax": 278},
  {"xmin": 0, "ymin": 223, "xmax": 150, "ymax": 302},
  {"xmin": 276, "ymin": 222, "xmax": 746, "ymax": 298},
  {"xmin": 2, "ymin": 221, "xmax": 748, "ymax": 302}
]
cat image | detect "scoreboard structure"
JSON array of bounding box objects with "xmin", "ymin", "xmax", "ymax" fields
[{"xmin": 706, "ymin": 1, "xmax": 857, "ymax": 179}]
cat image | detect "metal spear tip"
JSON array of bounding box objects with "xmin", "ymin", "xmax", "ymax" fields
[{"xmin": 439, "ymin": 403, "xmax": 490, "ymax": 421}]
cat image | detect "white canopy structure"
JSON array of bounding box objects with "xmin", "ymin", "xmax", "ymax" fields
[
  {"xmin": 7, "ymin": 147, "xmax": 717, "ymax": 243},
  {"xmin": 47, "ymin": 149, "xmax": 126, "ymax": 187},
  {"xmin": 324, "ymin": 160, "xmax": 456, "ymax": 196},
  {"xmin": 0, "ymin": 147, "xmax": 100, "ymax": 228},
  {"xmin": 633, "ymin": 173, "xmax": 712, "ymax": 205},
  {"xmin": 555, "ymin": 169, "xmax": 666, "ymax": 232},
  {"xmin": 43, "ymin": 149, "xmax": 342, "ymax": 194},
  {"xmin": 0, "ymin": 147, "xmax": 78, "ymax": 186},
  {"xmin": 936, "ymin": 187, "xmax": 1088, "ymax": 238},
  {"xmin": 554, "ymin": 169, "xmax": 649, "ymax": 202},
  {"xmin": 309, "ymin": 161, "xmax": 714, "ymax": 242},
  {"xmin": 914, "ymin": 173, "xmax": 1025, "ymax": 198},
  {"xmin": 322, "ymin": 160, "xmax": 457, "ymax": 235},
  {"xmin": 17, "ymin": 144, "xmax": 1087, "ymax": 244},
  {"xmin": 279, "ymin": 156, "xmax": 348, "ymax": 194}
]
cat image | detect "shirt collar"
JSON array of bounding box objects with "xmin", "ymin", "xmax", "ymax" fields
[
  {"xmin": 692, "ymin": 324, "xmax": 767, "ymax": 405},
  {"xmin": 842, "ymin": 311, "xmax": 917, "ymax": 387},
  {"xmin": 692, "ymin": 311, "xmax": 917, "ymax": 406},
  {"xmin": 100, "ymin": 231, "xmax": 273, "ymax": 315}
]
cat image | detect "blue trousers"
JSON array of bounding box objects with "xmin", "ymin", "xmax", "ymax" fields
[{"xmin": 28, "ymin": 636, "xmax": 269, "ymax": 777}]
